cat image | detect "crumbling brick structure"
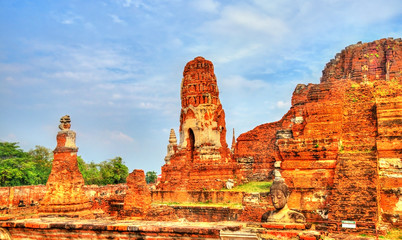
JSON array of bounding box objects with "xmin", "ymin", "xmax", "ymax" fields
[
  {"xmin": 158, "ymin": 57, "xmax": 239, "ymax": 191},
  {"xmin": 39, "ymin": 115, "xmax": 91, "ymax": 213},
  {"xmin": 124, "ymin": 169, "xmax": 151, "ymax": 216},
  {"xmin": 234, "ymin": 38, "xmax": 402, "ymax": 230},
  {"xmin": 2, "ymin": 39, "xmax": 399, "ymax": 236}
]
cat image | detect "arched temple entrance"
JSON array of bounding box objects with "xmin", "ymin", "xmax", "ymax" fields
[{"xmin": 188, "ymin": 128, "xmax": 195, "ymax": 161}]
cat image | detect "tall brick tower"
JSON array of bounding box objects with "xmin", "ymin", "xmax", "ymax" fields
[
  {"xmin": 179, "ymin": 56, "xmax": 229, "ymax": 161},
  {"xmin": 39, "ymin": 115, "xmax": 91, "ymax": 213},
  {"xmin": 159, "ymin": 57, "xmax": 238, "ymax": 191}
]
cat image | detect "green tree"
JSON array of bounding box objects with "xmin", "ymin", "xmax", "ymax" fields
[
  {"xmin": 145, "ymin": 171, "xmax": 157, "ymax": 184},
  {"xmin": 99, "ymin": 157, "xmax": 129, "ymax": 185},
  {"xmin": 78, "ymin": 156, "xmax": 102, "ymax": 185},
  {"xmin": 0, "ymin": 142, "xmax": 130, "ymax": 187},
  {"xmin": 28, "ymin": 145, "xmax": 53, "ymax": 184},
  {"xmin": 0, "ymin": 142, "xmax": 40, "ymax": 186},
  {"xmin": 78, "ymin": 156, "xmax": 128, "ymax": 185}
]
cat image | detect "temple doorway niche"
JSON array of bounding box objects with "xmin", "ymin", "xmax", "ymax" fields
[{"xmin": 188, "ymin": 128, "xmax": 195, "ymax": 161}]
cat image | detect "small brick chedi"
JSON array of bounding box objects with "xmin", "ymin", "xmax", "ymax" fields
[
  {"xmin": 39, "ymin": 115, "xmax": 91, "ymax": 213},
  {"xmin": 158, "ymin": 57, "xmax": 239, "ymax": 191}
]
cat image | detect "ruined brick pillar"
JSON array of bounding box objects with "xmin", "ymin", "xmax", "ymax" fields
[
  {"xmin": 158, "ymin": 57, "xmax": 239, "ymax": 191},
  {"xmin": 124, "ymin": 169, "xmax": 151, "ymax": 216},
  {"xmin": 39, "ymin": 115, "xmax": 91, "ymax": 213}
]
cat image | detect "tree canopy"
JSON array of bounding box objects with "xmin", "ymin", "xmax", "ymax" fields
[
  {"xmin": 145, "ymin": 171, "xmax": 157, "ymax": 184},
  {"xmin": 78, "ymin": 156, "xmax": 129, "ymax": 185},
  {"xmin": 0, "ymin": 142, "xmax": 52, "ymax": 186}
]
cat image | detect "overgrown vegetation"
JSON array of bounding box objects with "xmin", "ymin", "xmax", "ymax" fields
[
  {"xmin": 77, "ymin": 156, "xmax": 129, "ymax": 185},
  {"xmin": 155, "ymin": 201, "xmax": 243, "ymax": 209},
  {"xmin": 0, "ymin": 141, "xmax": 129, "ymax": 187},
  {"xmin": 0, "ymin": 142, "xmax": 52, "ymax": 186},
  {"xmin": 223, "ymin": 181, "xmax": 272, "ymax": 193},
  {"xmin": 359, "ymin": 228, "xmax": 402, "ymax": 240},
  {"xmin": 381, "ymin": 228, "xmax": 402, "ymax": 240}
]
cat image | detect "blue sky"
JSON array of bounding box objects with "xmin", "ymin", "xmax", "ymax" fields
[{"xmin": 1, "ymin": 0, "xmax": 401, "ymax": 173}]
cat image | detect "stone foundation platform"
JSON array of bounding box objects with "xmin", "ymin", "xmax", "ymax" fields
[
  {"xmin": 0, "ymin": 217, "xmax": 391, "ymax": 239},
  {"xmin": 0, "ymin": 218, "xmax": 242, "ymax": 239}
]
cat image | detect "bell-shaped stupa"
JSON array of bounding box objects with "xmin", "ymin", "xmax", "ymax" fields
[{"xmin": 159, "ymin": 57, "xmax": 239, "ymax": 191}]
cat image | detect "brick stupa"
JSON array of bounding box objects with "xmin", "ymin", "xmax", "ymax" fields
[
  {"xmin": 158, "ymin": 57, "xmax": 239, "ymax": 191},
  {"xmin": 39, "ymin": 115, "xmax": 91, "ymax": 213}
]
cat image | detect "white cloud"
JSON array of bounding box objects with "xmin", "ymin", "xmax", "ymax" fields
[
  {"xmin": 203, "ymin": 4, "xmax": 289, "ymax": 39},
  {"xmin": 276, "ymin": 100, "xmax": 290, "ymax": 109},
  {"xmin": 109, "ymin": 14, "xmax": 125, "ymax": 24},
  {"xmin": 58, "ymin": 12, "xmax": 82, "ymax": 25},
  {"xmin": 220, "ymin": 75, "xmax": 270, "ymax": 92},
  {"xmin": 80, "ymin": 129, "xmax": 134, "ymax": 146},
  {"xmin": 0, "ymin": 133, "xmax": 18, "ymax": 142},
  {"xmin": 122, "ymin": 0, "xmax": 134, "ymax": 7},
  {"xmin": 23, "ymin": 42, "xmax": 143, "ymax": 83},
  {"xmin": 0, "ymin": 63, "xmax": 32, "ymax": 74},
  {"xmin": 61, "ymin": 19, "xmax": 74, "ymax": 25},
  {"xmin": 109, "ymin": 131, "xmax": 134, "ymax": 143},
  {"xmin": 193, "ymin": 3, "xmax": 291, "ymax": 68},
  {"xmin": 139, "ymin": 102, "xmax": 156, "ymax": 109},
  {"xmin": 191, "ymin": 0, "xmax": 220, "ymax": 13},
  {"xmin": 214, "ymin": 43, "xmax": 263, "ymax": 64},
  {"xmin": 120, "ymin": 0, "xmax": 148, "ymax": 9}
]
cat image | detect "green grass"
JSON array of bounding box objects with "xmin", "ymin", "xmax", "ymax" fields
[
  {"xmin": 153, "ymin": 201, "xmax": 243, "ymax": 209},
  {"xmin": 383, "ymin": 228, "xmax": 402, "ymax": 240},
  {"xmin": 223, "ymin": 181, "xmax": 272, "ymax": 193},
  {"xmin": 359, "ymin": 228, "xmax": 402, "ymax": 240}
]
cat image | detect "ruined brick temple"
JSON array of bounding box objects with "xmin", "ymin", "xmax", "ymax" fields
[
  {"xmin": 158, "ymin": 56, "xmax": 239, "ymax": 191},
  {"xmin": 0, "ymin": 38, "xmax": 401, "ymax": 239}
]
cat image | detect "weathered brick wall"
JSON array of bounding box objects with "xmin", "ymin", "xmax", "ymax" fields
[
  {"xmin": 328, "ymin": 82, "xmax": 379, "ymax": 233},
  {"xmin": 172, "ymin": 206, "xmax": 241, "ymax": 222},
  {"xmin": 376, "ymin": 80, "xmax": 402, "ymax": 226},
  {"xmin": 124, "ymin": 170, "xmax": 151, "ymax": 216},
  {"xmin": 0, "ymin": 185, "xmax": 45, "ymax": 209},
  {"xmin": 234, "ymin": 121, "xmax": 283, "ymax": 181},
  {"xmin": 234, "ymin": 38, "xmax": 402, "ymax": 229},
  {"xmin": 151, "ymin": 190, "xmax": 244, "ymax": 204},
  {"xmin": 322, "ymin": 39, "xmax": 402, "ymax": 230},
  {"xmin": 0, "ymin": 184, "xmax": 127, "ymax": 214}
]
